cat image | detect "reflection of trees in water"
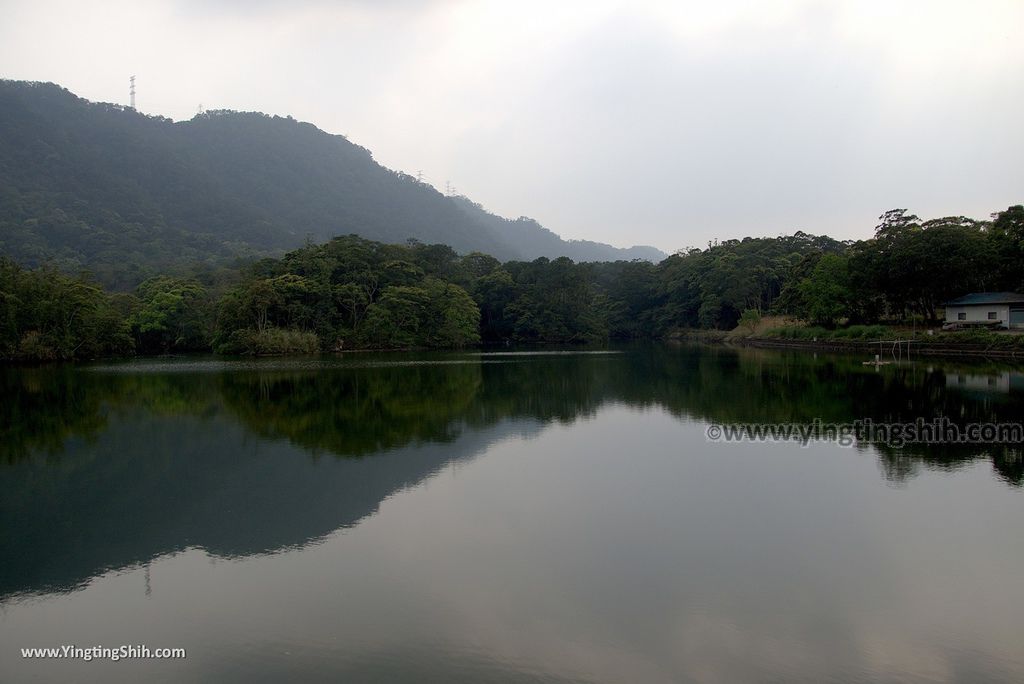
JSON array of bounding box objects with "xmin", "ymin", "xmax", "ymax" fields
[
  {"xmin": 629, "ymin": 347, "xmax": 1024, "ymax": 487},
  {"xmin": 2, "ymin": 348, "xmax": 1023, "ymax": 485},
  {"xmin": 0, "ymin": 368, "xmax": 109, "ymax": 464},
  {"xmin": 218, "ymin": 364, "xmax": 483, "ymax": 457},
  {"xmin": 0, "ymin": 367, "xmax": 223, "ymax": 464},
  {"xmin": 876, "ymin": 445, "xmax": 1022, "ymax": 487}
]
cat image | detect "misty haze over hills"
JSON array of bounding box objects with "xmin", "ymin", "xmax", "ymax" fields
[{"xmin": 0, "ymin": 80, "xmax": 665, "ymax": 288}]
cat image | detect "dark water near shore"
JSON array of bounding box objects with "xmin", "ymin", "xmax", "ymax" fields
[{"xmin": 2, "ymin": 345, "xmax": 1023, "ymax": 683}]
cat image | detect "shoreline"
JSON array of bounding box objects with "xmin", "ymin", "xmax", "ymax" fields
[
  {"xmin": 6, "ymin": 334, "xmax": 1024, "ymax": 365},
  {"xmin": 669, "ymin": 330, "xmax": 1024, "ymax": 360}
]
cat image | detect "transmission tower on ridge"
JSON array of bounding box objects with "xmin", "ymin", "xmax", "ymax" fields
[{"xmin": 129, "ymin": 75, "xmax": 136, "ymax": 110}]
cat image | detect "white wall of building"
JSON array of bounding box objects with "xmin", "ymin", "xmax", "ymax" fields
[{"xmin": 944, "ymin": 304, "xmax": 1010, "ymax": 327}]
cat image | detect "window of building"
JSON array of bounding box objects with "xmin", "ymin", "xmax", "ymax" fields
[
  {"xmin": 958, "ymin": 312, "xmax": 966, "ymax": 320},
  {"xmin": 988, "ymin": 311, "xmax": 998, "ymax": 320}
]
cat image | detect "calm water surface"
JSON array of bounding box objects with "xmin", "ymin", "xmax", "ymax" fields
[{"xmin": 1, "ymin": 345, "xmax": 1023, "ymax": 683}]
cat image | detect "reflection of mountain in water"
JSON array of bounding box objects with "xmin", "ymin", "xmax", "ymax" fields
[
  {"xmin": 0, "ymin": 408, "xmax": 541, "ymax": 598},
  {"xmin": 1, "ymin": 348, "xmax": 1022, "ymax": 598}
]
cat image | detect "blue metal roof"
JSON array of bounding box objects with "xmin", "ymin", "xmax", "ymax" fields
[{"xmin": 943, "ymin": 292, "xmax": 1024, "ymax": 306}]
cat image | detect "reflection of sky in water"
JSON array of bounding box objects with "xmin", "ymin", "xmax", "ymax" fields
[{"xmin": 2, "ymin": 404, "xmax": 1023, "ymax": 683}]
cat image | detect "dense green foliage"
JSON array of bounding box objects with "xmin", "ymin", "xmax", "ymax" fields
[
  {"xmin": 843, "ymin": 210, "xmax": 1003, "ymax": 322},
  {"xmin": 212, "ymin": 237, "xmax": 483, "ymax": 353},
  {"xmin": 130, "ymin": 276, "xmax": 214, "ymax": 353},
  {"xmin": 651, "ymin": 232, "xmax": 847, "ymax": 330},
  {"xmin": 0, "ymin": 259, "xmax": 132, "ymax": 360},
  {"xmin": 0, "ymin": 80, "xmax": 663, "ymax": 290},
  {"xmin": 3, "ymin": 203, "xmax": 1023, "ymax": 360}
]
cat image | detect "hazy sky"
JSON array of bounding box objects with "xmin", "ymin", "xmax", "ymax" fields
[{"xmin": 2, "ymin": 0, "xmax": 1022, "ymax": 252}]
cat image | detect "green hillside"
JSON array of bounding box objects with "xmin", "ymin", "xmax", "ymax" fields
[{"xmin": 0, "ymin": 80, "xmax": 665, "ymax": 289}]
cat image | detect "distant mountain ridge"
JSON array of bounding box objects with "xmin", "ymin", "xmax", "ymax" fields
[
  {"xmin": 0, "ymin": 80, "xmax": 666, "ymax": 288},
  {"xmin": 451, "ymin": 197, "xmax": 666, "ymax": 263}
]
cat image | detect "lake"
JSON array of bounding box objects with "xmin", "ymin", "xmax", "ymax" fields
[{"xmin": 2, "ymin": 345, "xmax": 1023, "ymax": 683}]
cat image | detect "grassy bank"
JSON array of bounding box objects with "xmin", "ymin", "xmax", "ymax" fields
[{"xmin": 717, "ymin": 317, "xmax": 1024, "ymax": 358}]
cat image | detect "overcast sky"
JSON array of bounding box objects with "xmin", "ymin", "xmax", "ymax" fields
[{"xmin": 1, "ymin": 0, "xmax": 1021, "ymax": 252}]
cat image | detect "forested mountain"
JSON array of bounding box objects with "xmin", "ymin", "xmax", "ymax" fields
[{"xmin": 0, "ymin": 80, "xmax": 665, "ymax": 289}]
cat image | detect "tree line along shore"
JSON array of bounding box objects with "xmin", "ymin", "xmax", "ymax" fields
[{"xmin": 1, "ymin": 206, "xmax": 1022, "ymax": 361}]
